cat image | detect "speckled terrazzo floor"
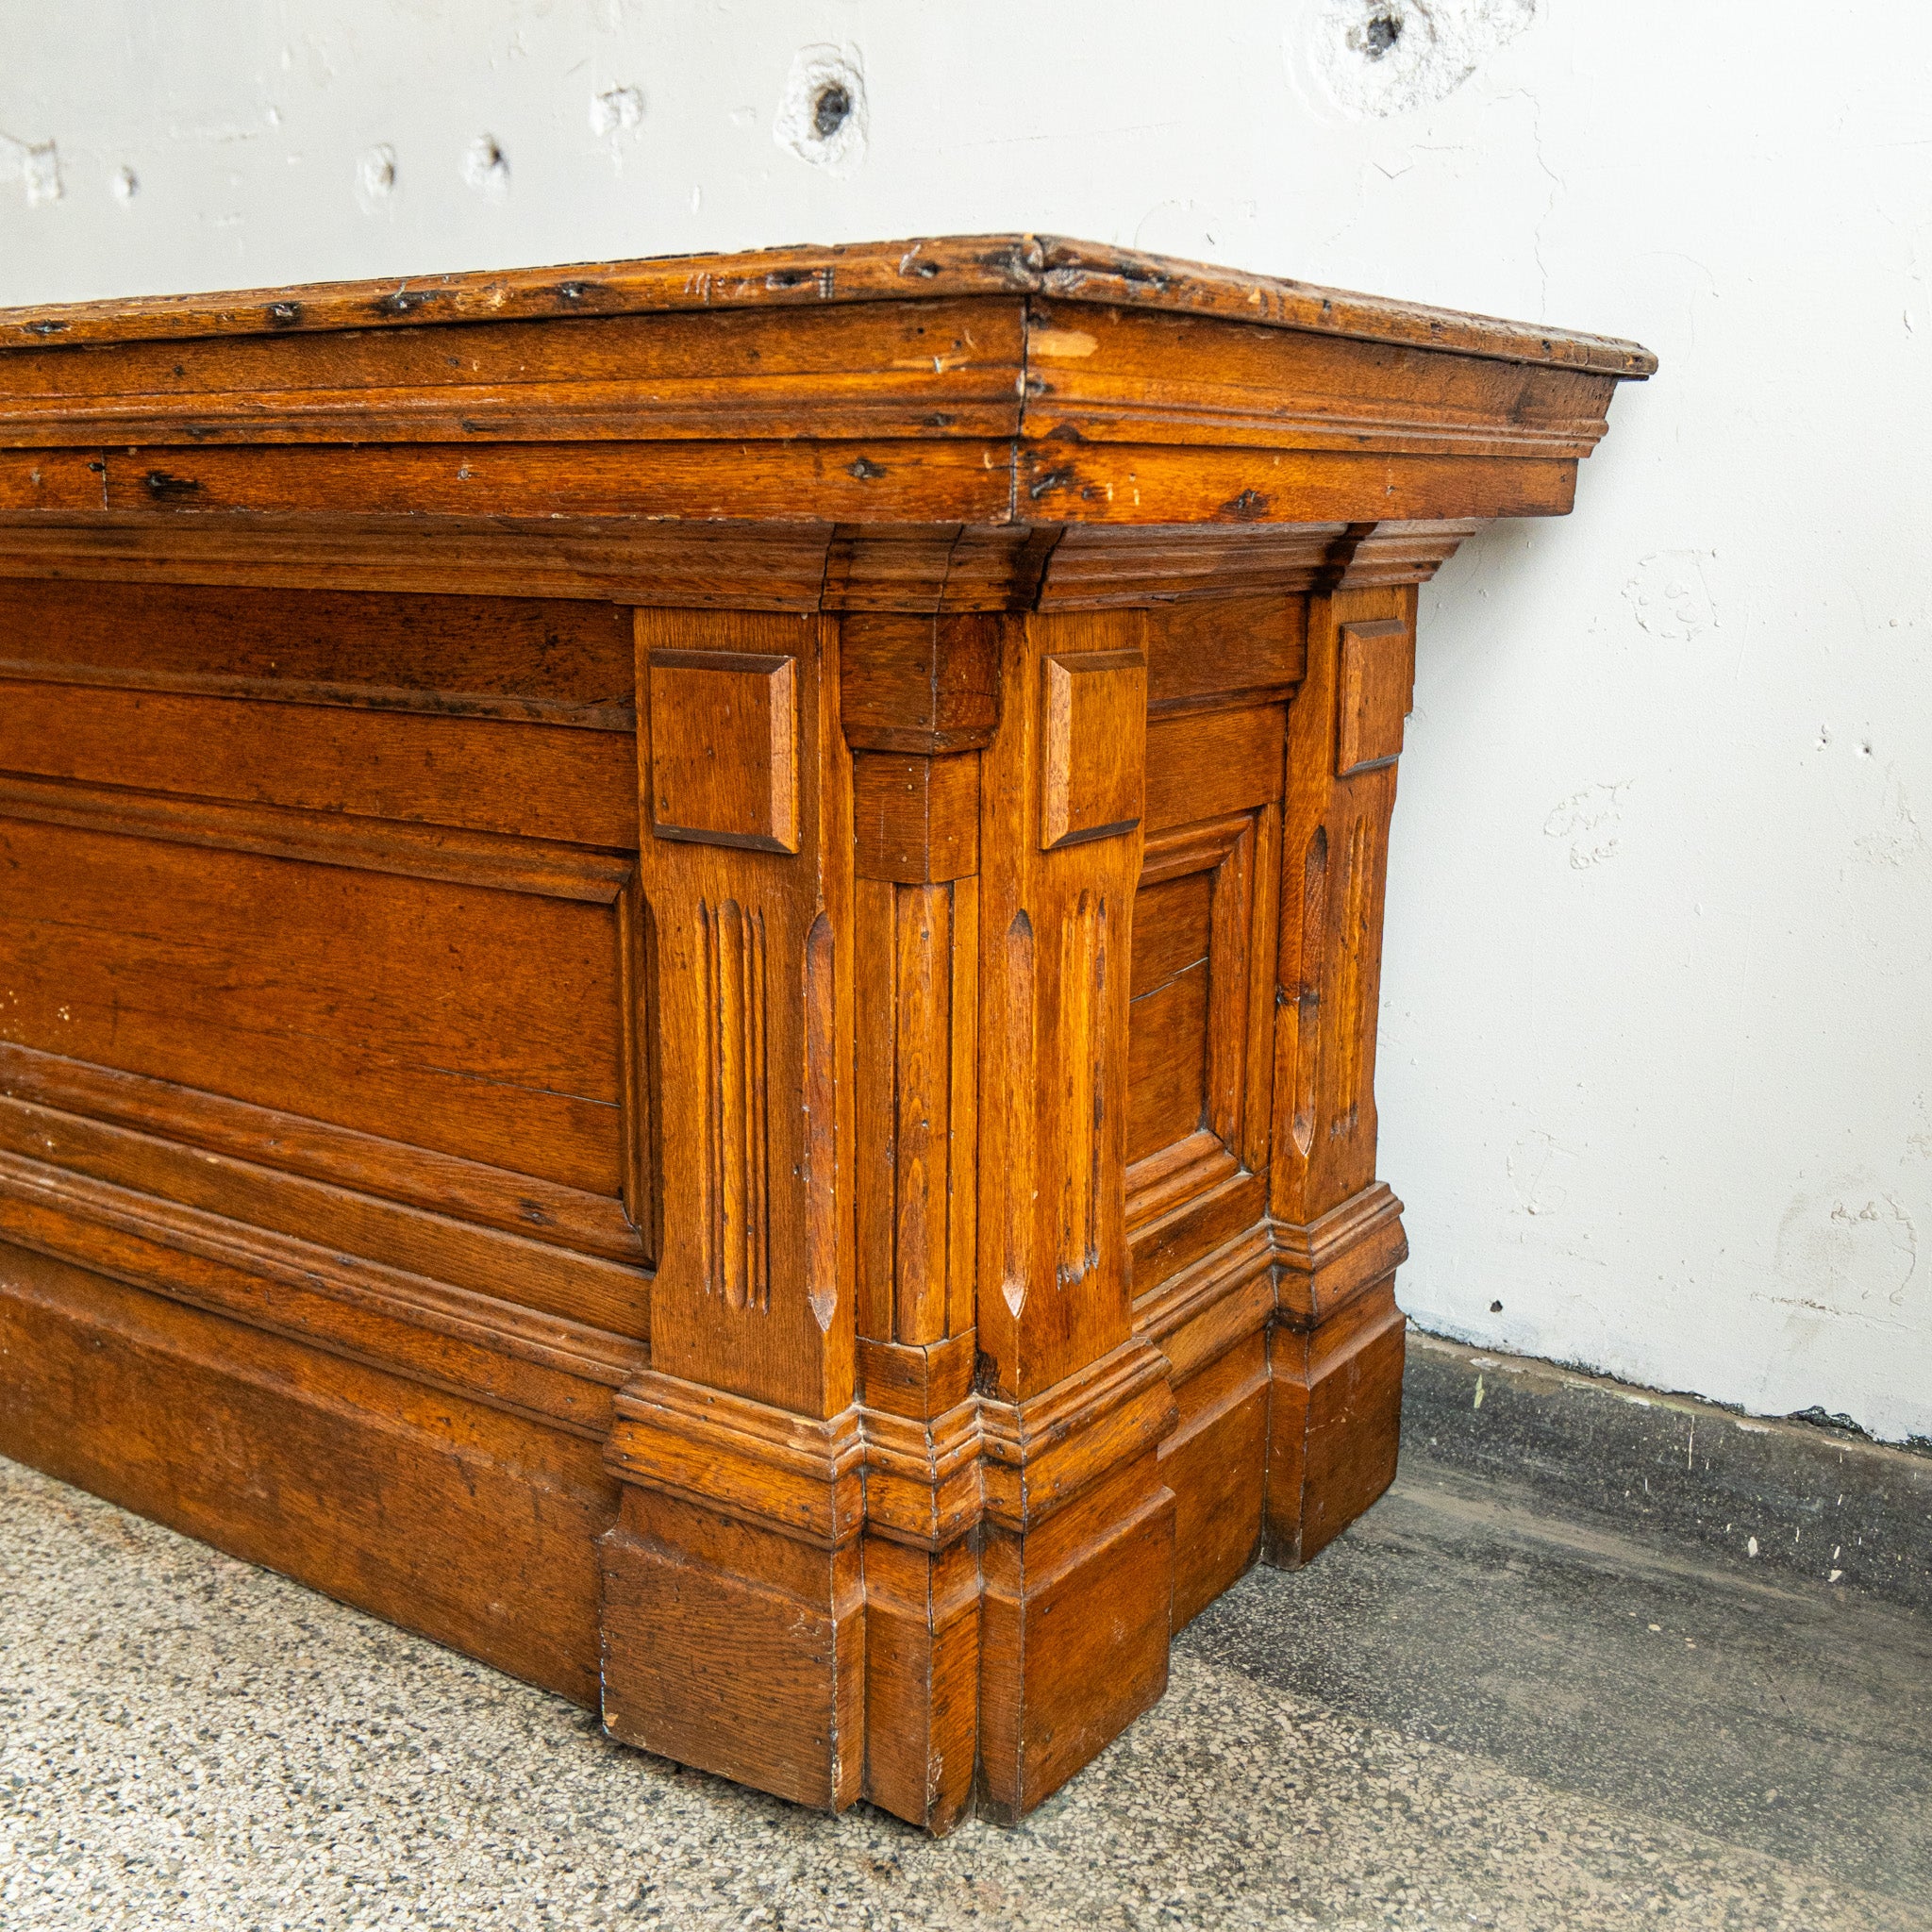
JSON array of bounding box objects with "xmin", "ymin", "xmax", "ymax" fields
[{"xmin": 3, "ymin": 1436, "xmax": 1928, "ymax": 1929}]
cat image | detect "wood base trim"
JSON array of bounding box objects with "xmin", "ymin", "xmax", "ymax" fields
[
  {"xmin": 0, "ymin": 1150, "xmax": 644, "ymax": 1436},
  {"xmin": 977, "ymin": 1452, "xmax": 1174, "ymax": 1822},
  {"xmin": 601, "ymin": 1489, "xmax": 866, "ymax": 1811},
  {"xmin": 0, "ymin": 1239, "xmax": 618, "ymax": 1704},
  {"xmin": 1265, "ymin": 1279, "xmax": 1407, "ymax": 1569}
]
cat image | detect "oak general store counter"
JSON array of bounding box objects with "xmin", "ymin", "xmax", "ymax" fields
[{"xmin": 0, "ymin": 236, "xmax": 1650, "ymax": 1831}]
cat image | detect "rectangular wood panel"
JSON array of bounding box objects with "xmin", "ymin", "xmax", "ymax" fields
[
  {"xmin": 0, "ymin": 680, "xmax": 637, "ymax": 848},
  {"xmin": 1126, "ymin": 871, "xmax": 1214, "ymax": 1169},
  {"xmin": 1143, "ymin": 597, "xmax": 1307, "ymax": 713},
  {"xmin": 0, "ymin": 817, "xmax": 625, "ymax": 1193},
  {"xmin": 1144, "ymin": 703, "xmax": 1285, "ymax": 833},
  {"xmin": 1127, "ymin": 967, "xmax": 1210, "ymax": 1168},
  {"xmin": 0, "ymin": 578, "xmax": 637, "ymax": 728}
]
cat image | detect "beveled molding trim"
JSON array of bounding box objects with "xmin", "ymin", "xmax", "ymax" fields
[
  {"xmin": 0, "ymin": 1148, "xmax": 648, "ymax": 1440},
  {"xmin": 606, "ymin": 1171, "xmax": 1404, "ymax": 1552},
  {"xmin": 1272, "ymin": 1181, "xmax": 1409, "ymax": 1324},
  {"xmin": 1132, "ymin": 1181, "xmax": 1409, "ymax": 1375},
  {"xmin": 0, "ymin": 515, "xmax": 1479, "ymax": 614},
  {"xmin": 0, "ymin": 771, "xmax": 635, "ymax": 903},
  {"xmin": 603, "ymin": 1335, "xmax": 1177, "ymax": 1554},
  {"xmin": 605, "ymin": 1371, "xmax": 868, "ymax": 1549},
  {"xmin": 0, "ymin": 1041, "xmax": 643, "ymax": 1265},
  {"xmin": 1134, "ymin": 1220, "xmax": 1279, "ymax": 1383},
  {"xmin": 0, "ymin": 384, "xmax": 1598, "ymax": 463}
]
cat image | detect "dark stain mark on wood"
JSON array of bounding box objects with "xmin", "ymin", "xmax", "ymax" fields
[
  {"xmin": 143, "ymin": 472, "xmax": 202, "ymax": 500},
  {"xmin": 848, "ymin": 457, "xmax": 887, "ymax": 480}
]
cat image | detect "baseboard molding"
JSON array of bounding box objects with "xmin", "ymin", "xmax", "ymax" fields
[{"xmin": 1402, "ymin": 1330, "xmax": 1931, "ymax": 1618}]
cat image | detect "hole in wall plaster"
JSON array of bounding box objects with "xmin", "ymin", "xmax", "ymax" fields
[
  {"xmin": 1306, "ymin": 0, "xmax": 1537, "ymax": 118},
  {"xmin": 812, "ymin": 83, "xmax": 852, "ymax": 140},
  {"xmin": 111, "ymin": 166, "xmax": 139, "ymax": 204},
  {"xmin": 1362, "ymin": 10, "xmax": 1404, "ymax": 57},
  {"xmin": 774, "ymin": 46, "xmax": 867, "ymax": 175},
  {"xmin": 462, "ymin": 135, "xmax": 509, "ymax": 199}
]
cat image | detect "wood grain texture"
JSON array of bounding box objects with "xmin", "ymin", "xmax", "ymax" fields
[
  {"xmin": 977, "ymin": 611, "xmax": 1146, "ymax": 1402},
  {"xmin": 1271, "ymin": 585, "xmax": 1412, "ymax": 1224},
  {"xmin": 649, "ymin": 650, "xmax": 800, "ymax": 853},
  {"xmin": 0, "ymin": 237, "xmax": 1650, "ymax": 1838},
  {"xmin": 635, "ymin": 608, "xmax": 854, "ymax": 1416},
  {"xmin": 0, "ymin": 576, "xmax": 636, "ymax": 727},
  {"xmin": 851, "ymin": 752, "xmax": 979, "ymax": 883},
  {"xmin": 0, "ymin": 1241, "xmax": 621, "ymax": 1704},
  {"xmin": 0, "ymin": 298, "xmax": 1027, "ymax": 447},
  {"xmin": 0, "ymin": 514, "xmax": 1474, "ymax": 613},
  {"xmin": 0, "ymin": 677, "xmax": 636, "ymax": 847},
  {"xmin": 0, "ymin": 234, "xmax": 1656, "ymax": 377},
  {"xmin": 0, "ymin": 1041, "xmax": 641, "ymax": 1263},
  {"xmin": 0, "ymin": 817, "xmax": 626, "ymax": 1193}
]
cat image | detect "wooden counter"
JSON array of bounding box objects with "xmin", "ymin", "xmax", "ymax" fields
[{"xmin": 0, "ymin": 235, "xmax": 1652, "ymax": 1830}]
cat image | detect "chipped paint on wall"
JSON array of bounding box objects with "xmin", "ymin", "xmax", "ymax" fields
[
  {"xmin": 1624, "ymin": 550, "xmax": 1717, "ymax": 643},
  {"xmin": 1, "ymin": 129, "xmax": 61, "ymax": 206}
]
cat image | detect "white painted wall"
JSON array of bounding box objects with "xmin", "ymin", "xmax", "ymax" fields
[{"xmin": 3, "ymin": 1, "xmax": 1927, "ymax": 1442}]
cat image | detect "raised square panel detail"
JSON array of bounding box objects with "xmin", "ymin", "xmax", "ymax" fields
[
  {"xmin": 649, "ymin": 649, "xmax": 799, "ymax": 853},
  {"xmin": 1040, "ymin": 649, "xmax": 1147, "ymax": 851},
  {"xmin": 1336, "ymin": 620, "xmax": 1411, "ymax": 779}
]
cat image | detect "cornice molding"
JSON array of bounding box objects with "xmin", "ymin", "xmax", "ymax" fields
[{"xmin": 0, "ymin": 514, "xmax": 1478, "ymax": 611}]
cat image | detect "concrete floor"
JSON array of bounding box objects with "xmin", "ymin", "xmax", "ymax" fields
[{"xmin": 3, "ymin": 1414, "xmax": 1928, "ymax": 1928}]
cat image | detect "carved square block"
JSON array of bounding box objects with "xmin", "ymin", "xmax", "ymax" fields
[
  {"xmin": 1040, "ymin": 649, "xmax": 1147, "ymax": 851},
  {"xmin": 1336, "ymin": 620, "xmax": 1411, "ymax": 778},
  {"xmin": 649, "ymin": 649, "xmax": 799, "ymax": 852}
]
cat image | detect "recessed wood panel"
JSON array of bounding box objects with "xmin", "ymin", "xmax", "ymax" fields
[
  {"xmin": 1130, "ymin": 870, "xmax": 1212, "ymax": 1000},
  {"xmin": 0, "ymin": 679, "xmax": 637, "ymax": 848},
  {"xmin": 1144, "ymin": 703, "xmax": 1285, "ymax": 834},
  {"xmin": 1143, "ymin": 596, "xmax": 1307, "ymax": 713},
  {"xmin": 0, "ymin": 579, "xmax": 636, "ymax": 728},
  {"xmin": 0, "ymin": 817, "xmax": 625, "ymax": 1193},
  {"xmin": 1127, "ymin": 962, "xmax": 1210, "ymax": 1168},
  {"xmin": 1127, "ymin": 870, "xmax": 1214, "ymax": 1168},
  {"xmin": 1125, "ymin": 805, "xmax": 1277, "ymax": 1262}
]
